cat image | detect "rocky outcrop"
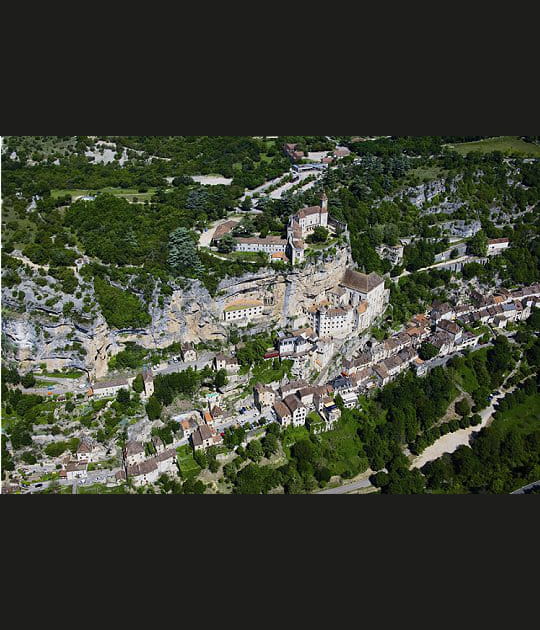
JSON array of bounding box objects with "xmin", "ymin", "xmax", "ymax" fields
[{"xmin": 2, "ymin": 244, "xmax": 353, "ymax": 380}]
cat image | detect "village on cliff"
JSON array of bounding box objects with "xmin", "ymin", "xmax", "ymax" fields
[{"xmin": 11, "ymin": 188, "xmax": 538, "ymax": 491}]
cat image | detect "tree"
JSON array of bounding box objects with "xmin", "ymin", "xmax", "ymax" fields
[
  {"xmin": 468, "ymin": 231, "xmax": 488, "ymax": 257},
  {"xmin": 247, "ymin": 440, "xmax": 264, "ymax": 462},
  {"xmin": 233, "ymin": 216, "xmax": 255, "ymax": 237},
  {"xmin": 132, "ymin": 374, "xmax": 144, "ymax": 394},
  {"xmin": 146, "ymin": 395, "xmax": 162, "ymax": 420},
  {"xmin": 455, "ymin": 398, "xmax": 471, "ymax": 417},
  {"xmin": 194, "ymin": 449, "xmax": 208, "ymax": 469},
  {"xmin": 307, "ymin": 226, "xmax": 329, "ymax": 244},
  {"xmin": 262, "ymin": 433, "xmax": 279, "ymax": 458},
  {"xmin": 168, "ymin": 228, "xmax": 204, "ymax": 277},
  {"xmin": 21, "ymin": 373, "xmax": 36, "ymax": 389},
  {"xmin": 214, "ymin": 369, "xmax": 228, "ymax": 389},
  {"xmin": 218, "ymin": 233, "xmax": 236, "ymax": 254},
  {"xmin": 419, "ymin": 342, "xmax": 440, "ymax": 361},
  {"xmin": 116, "ymin": 388, "xmax": 131, "ymax": 405}
]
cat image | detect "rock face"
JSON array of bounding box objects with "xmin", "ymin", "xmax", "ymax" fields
[{"xmin": 2, "ymin": 244, "xmax": 353, "ymax": 380}]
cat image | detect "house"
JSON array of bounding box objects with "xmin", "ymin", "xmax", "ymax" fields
[
  {"xmin": 334, "ymin": 147, "xmax": 351, "ymax": 159},
  {"xmin": 340, "ymin": 391, "xmax": 359, "ymax": 409},
  {"xmin": 116, "ymin": 459, "xmax": 159, "ymax": 488},
  {"xmin": 430, "ymin": 303, "xmax": 455, "ymax": 324},
  {"xmin": 181, "ymin": 343, "xmax": 197, "ymax": 363},
  {"xmin": 315, "ymin": 395, "xmax": 342, "ymax": 428},
  {"xmin": 125, "ymin": 441, "xmax": 146, "ymax": 467},
  {"xmin": 487, "ymin": 238, "xmax": 510, "ymax": 255},
  {"xmin": 75, "ymin": 438, "xmax": 105, "ymax": 463},
  {"xmin": 279, "ymin": 380, "xmax": 309, "ymax": 399},
  {"xmin": 350, "ymin": 368, "xmax": 376, "ymax": 391},
  {"xmin": 437, "ymin": 319, "xmax": 463, "ymax": 343},
  {"xmin": 142, "ymin": 368, "xmax": 154, "ymax": 398},
  {"xmin": 211, "ymin": 220, "xmax": 240, "ymax": 244},
  {"xmin": 332, "ymin": 376, "xmax": 355, "ymax": 397},
  {"xmin": 211, "ymin": 406, "xmax": 224, "ymax": 422},
  {"xmin": 65, "ymin": 461, "xmax": 88, "ymax": 481},
  {"xmin": 283, "ymin": 394, "xmax": 307, "ymax": 427},
  {"xmin": 297, "ymin": 386, "xmax": 318, "ymax": 410},
  {"xmin": 214, "ymin": 354, "xmax": 241, "ymax": 374},
  {"xmin": 235, "ymin": 235, "xmax": 288, "ymax": 255},
  {"xmin": 91, "ymin": 376, "xmax": 133, "ymax": 399},
  {"xmin": 192, "ymin": 425, "xmax": 222, "ymax": 451},
  {"xmin": 254, "ymin": 384, "xmax": 276, "ymax": 410},
  {"xmin": 340, "ymin": 269, "xmax": 388, "ymax": 327},
  {"xmin": 152, "ymin": 436, "xmax": 166, "ymax": 455},
  {"xmin": 274, "ymin": 401, "xmax": 293, "ymax": 428},
  {"xmin": 223, "ymin": 300, "xmax": 265, "ymax": 324},
  {"xmin": 311, "ymin": 305, "xmax": 355, "ymax": 339},
  {"xmin": 342, "ymin": 352, "xmax": 373, "ymax": 376},
  {"xmin": 373, "ymin": 363, "xmax": 391, "ymax": 387},
  {"xmin": 283, "ymin": 143, "xmax": 305, "ymax": 161},
  {"xmin": 431, "ymin": 331, "xmax": 455, "ymax": 356},
  {"xmin": 180, "ymin": 416, "xmax": 199, "ymax": 438}
]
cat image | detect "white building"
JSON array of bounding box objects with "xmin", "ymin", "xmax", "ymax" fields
[
  {"xmin": 307, "ymin": 269, "xmax": 389, "ymax": 338},
  {"xmin": 223, "ymin": 300, "xmax": 264, "ymax": 324},
  {"xmin": 235, "ymin": 236, "xmax": 288, "ymax": 256},
  {"xmin": 286, "ymin": 193, "xmax": 330, "ymax": 264},
  {"xmin": 181, "ymin": 343, "xmax": 197, "ymax": 363},
  {"xmin": 92, "ymin": 376, "xmax": 134, "ymax": 399},
  {"xmin": 487, "ymin": 238, "xmax": 510, "ymax": 255},
  {"xmin": 283, "ymin": 394, "xmax": 308, "ymax": 427},
  {"xmin": 126, "ymin": 441, "xmax": 146, "ymax": 467}
]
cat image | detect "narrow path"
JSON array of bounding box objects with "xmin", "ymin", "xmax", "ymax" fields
[{"xmin": 411, "ymin": 363, "xmax": 523, "ymax": 470}]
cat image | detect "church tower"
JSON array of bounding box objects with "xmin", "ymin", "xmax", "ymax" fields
[{"xmin": 320, "ymin": 191, "xmax": 329, "ymax": 213}]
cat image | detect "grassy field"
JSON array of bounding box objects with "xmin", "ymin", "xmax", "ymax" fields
[
  {"xmin": 406, "ymin": 165, "xmax": 447, "ymax": 184},
  {"xmin": 40, "ymin": 370, "xmax": 84, "ymax": 379},
  {"xmin": 51, "ymin": 187, "xmax": 164, "ymax": 203},
  {"xmin": 491, "ymin": 392, "xmax": 540, "ymax": 437},
  {"xmin": 177, "ymin": 445, "xmax": 201, "ymax": 479},
  {"xmin": 446, "ymin": 136, "xmax": 540, "ymax": 157}
]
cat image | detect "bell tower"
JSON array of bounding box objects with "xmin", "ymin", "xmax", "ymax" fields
[{"xmin": 321, "ymin": 191, "xmax": 329, "ymax": 213}]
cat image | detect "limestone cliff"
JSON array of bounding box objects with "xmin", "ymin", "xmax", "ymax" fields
[{"xmin": 2, "ymin": 244, "xmax": 353, "ymax": 379}]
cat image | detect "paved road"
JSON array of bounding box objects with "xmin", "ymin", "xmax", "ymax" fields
[
  {"xmin": 511, "ymin": 480, "xmax": 540, "ymax": 495},
  {"xmin": 155, "ymin": 353, "xmax": 215, "ymax": 376},
  {"xmin": 317, "ymin": 476, "xmax": 373, "ymax": 495}
]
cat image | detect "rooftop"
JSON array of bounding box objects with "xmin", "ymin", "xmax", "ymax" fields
[{"xmin": 341, "ymin": 269, "xmax": 384, "ymax": 294}]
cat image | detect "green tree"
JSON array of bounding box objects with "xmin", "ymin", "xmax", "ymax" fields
[
  {"xmin": 132, "ymin": 374, "xmax": 144, "ymax": 394},
  {"xmin": 419, "ymin": 342, "xmax": 440, "ymax": 361},
  {"xmin": 21, "ymin": 373, "xmax": 36, "ymax": 389},
  {"xmin": 168, "ymin": 228, "xmax": 204, "ymax": 277},
  {"xmin": 247, "ymin": 440, "xmax": 264, "ymax": 462},
  {"xmin": 146, "ymin": 395, "xmax": 162, "ymax": 420},
  {"xmin": 468, "ymin": 231, "xmax": 488, "ymax": 257},
  {"xmin": 307, "ymin": 226, "xmax": 329, "ymax": 244},
  {"xmin": 214, "ymin": 369, "xmax": 228, "ymax": 389},
  {"xmin": 117, "ymin": 388, "xmax": 131, "ymax": 405},
  {"xmin": 218, "ymin": 233, "xmax": 236, "ymax": 254},
  {"xmin": 455, "ymin": 398, "xmax": 471, "ymax": 417}
]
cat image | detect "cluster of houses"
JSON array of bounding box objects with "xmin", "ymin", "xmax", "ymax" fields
[
  {"xmin": 255, "ymin": 380, "xmax": 341, "ymax": 435},
  {"xmin": 283, "ymin": 143, "xmax": 351, "ymax": 165},
  {"xmin": 115, "ymin": 438, "xmax": 178, "ymax": 488},
  {"xmin": 91, "ymin": 367, "xmax": 155, "ymax": 400},
  {"xmin": 58, "ymin": 438, "xmax": 108, "ymax": 482}
]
